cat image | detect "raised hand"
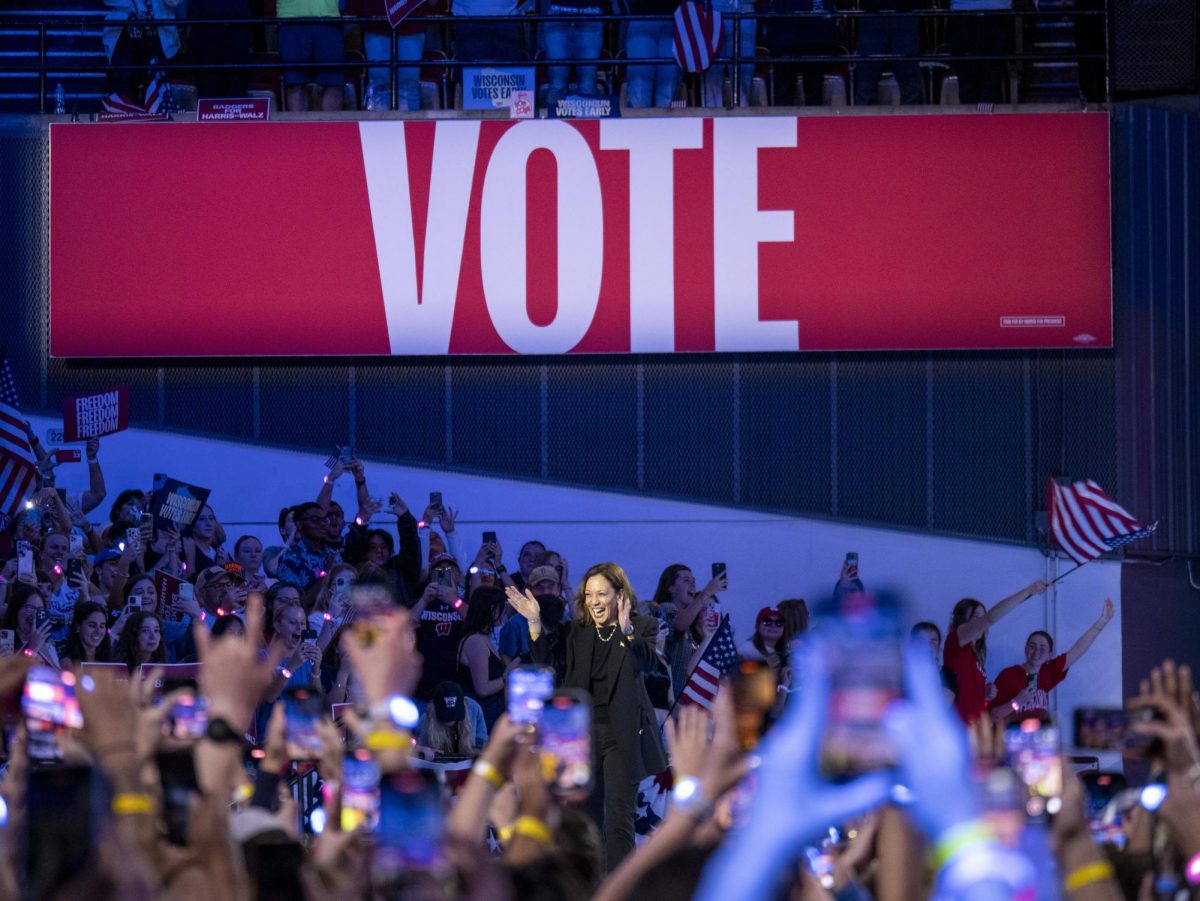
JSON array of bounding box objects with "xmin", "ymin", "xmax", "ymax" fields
[
  {"xmin": 194, "ymin": 594, "xmax": 284, "ymax": 732},
  {"xmin": 338, "ymin": 609, "xmax": 422, "ymax": 706},
  {"xmin": 388, "ymin": 492, "xmax": 408, "ymax": 517},
  {"xmin": 438, "ymin": 505, "xmax": 457, "ymax": 533},
  {"xmin": 617, "ymin": 592, "xmax": 633, "ymax": 635},
  {"xmin": 504, "ymin": 585, "xmax": 540, "ymax": 622}
]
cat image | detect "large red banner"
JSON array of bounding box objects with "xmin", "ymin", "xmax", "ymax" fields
[{"xmin": 49, "ymin": 115, "xmax": 1111, "ymax": 356}]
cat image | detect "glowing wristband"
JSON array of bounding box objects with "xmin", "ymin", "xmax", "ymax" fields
[
  {"xmin": 364, "ymin": 729, "xmax": 411, "ymax": 752},
  {"xmin": 472, "ymin": 759, "xmax": 505, "ymax": 789},
  {"xmin": 112, "ymin": 793, "xmax": 153, "ymax": 815},
  {"xmin": 932, "ymin": 820, "xmax": 994, "ymax": 871},
  {"xmin": 513, "ymin": 815, "xmax": 553, "ymax": 848},
  {"xmin": 1065, "ymin": 860, "xmax": 1115, "ymax": 892},
  {"xmin": 1185, "ymin": 852, "xmax": 1200, "ymax": 886}
]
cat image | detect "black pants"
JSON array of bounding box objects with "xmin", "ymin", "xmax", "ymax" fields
[
  {"xmin": 108, "ymin": 28, "xmax": 162, "ymax": 100},
  {"xmin": 951, "ymin": 16, "xmax": 1010, "ymax": 103},
  {"xmin": 587, "ymin": 721, "xmax": 638, "ymax": 872}
]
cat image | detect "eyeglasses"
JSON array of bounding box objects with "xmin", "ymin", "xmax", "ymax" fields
[
  {"xmin": 432, "ymin": 568, "xmax": 455, "ymax": 577},
  {"xmin": 762, "ymin": 618, "xmax": 784, "ymax": 627},
  {"xmin": 299, "ymin": 514, "xmax": 331, "ymax": 523}
]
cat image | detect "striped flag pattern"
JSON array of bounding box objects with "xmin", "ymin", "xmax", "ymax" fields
[
  {"xmin": 0, "ymin": 351, "xmax": 38, "ymax": 529},
  {"xmin": 101, "ymin": 60, "xmax": 174, "ymax": 116},
  {"xmin": 1048, "ymin": 478, "xmax": 1156, "ymax": 564},
  {"xmin": 672, "ymin": 1, "xmax": 724, "ymax": 73},
  {"xmin": 679, "ymin": 615, "xmax": 737, "ymax": 710}
]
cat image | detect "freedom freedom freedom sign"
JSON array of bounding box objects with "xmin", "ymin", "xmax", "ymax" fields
[{"xmin": 49, "ymin": 115, "xmax": 1111, "ymax": 356}]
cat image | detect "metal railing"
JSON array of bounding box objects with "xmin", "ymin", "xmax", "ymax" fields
[{"xmin": 2, "ymin": 8, "xmax": 1108, "ymax": 112}]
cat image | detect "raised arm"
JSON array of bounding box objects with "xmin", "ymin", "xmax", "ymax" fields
[
  {"xmin": 1062, "ymin": 598, "xmax": 1114, "ymax": 669},
  {"xmin": 956, "ymin": 579, "xmax": 1050, "ymax": 646},
  {"xmin": 79, "ymin": 438, "xmax": 107, "ymax": 514}
]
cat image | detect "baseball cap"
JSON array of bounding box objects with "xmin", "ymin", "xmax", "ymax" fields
[
  {"xmin": 528, "ymin": 565, "xmax": 560, "ymax": 588},
  {"xmin": 429, "ymin": 553, "xmax": 459, "ymax": 572},
  {"xmin": 432, "ymin": 681, "xmax": 466, "ymax": 723},
  {"xmin": 195, "ymin": 565, "xmax": 233, "ymax": 596},
  {"xmin": 92, "ymin": 547, "xmax": 122, "ymax": 565}
]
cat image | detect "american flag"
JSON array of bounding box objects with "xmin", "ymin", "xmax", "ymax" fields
[
  {"xmin": 101, "ymin": 60, "xmax": 176, "ymax": 116},
  {"xmin": 0, "ymin": 351, "xmax": 38, "ymax": 528},
  {"xmin": 679, "ymin": 615, "xmax": 737, "ymax": 710},
  {"xmin": 1048, "ymin": 478, "xmax": 1157, "ymax": 564},
  {"xmin": 673, "ymin": 1, "xmax": 724, "ymax": 73}
]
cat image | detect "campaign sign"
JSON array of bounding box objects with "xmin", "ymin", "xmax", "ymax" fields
[
  {"xmin": 385, "ymin": 0, "xmax": 427, "ymax": 28},
  {"xmin": 509, "ymin": 89, "xmax": 535, "ymax": 119},
  {"xmin": 50, "ymin": 448, "xmax": 82, "ymax": 464},
  {"xmin": 62, "ymin": 385, "xmax": 129, "ymax": 441},
  {"xmin": 150, "ymin": 475, "xmax": 211, "ymax": 535},
  {"xmin": 152, "ymin": 568, "xmax": 191, "ymax": 623},
  {"xmin": 197, "ymin": 98, "xmax": 270, "ymax": 122},
  {"xmin": 462, "ymin": 67, "xmax": 536, "ymax": 110},
  {"xmin": 547, "ymin": 94, "xmax": 621, "ymax": 119},
  {"xmin": 141, "ymin": 662, "xmax": 202, "ymax": 690}
]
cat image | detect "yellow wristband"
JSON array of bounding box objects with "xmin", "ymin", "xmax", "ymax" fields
[
  {"xmin": 1065, "ymin": 860, "xmax": 1115, "ymax": 892},
  {"xmin": 112, "ymin": 793, "xmax": 153, "ymax": 815},
  {"xmin": 472, "ymin": 759, "xmax": 505, "ymax": 789},
  {"xmin": 513, "ymin": 815, "xmax": 553, "ymax": 849},
  {"xmin": 932, "ymin": 820, "xmax": 993, "ymax": 870},
  {"xmin": 364, "ymin": 729, "xmax": 411, "ymax": 752},
  {"xmin": 497, "ymin": 824, "xmax": 516, "ymax": 844}
]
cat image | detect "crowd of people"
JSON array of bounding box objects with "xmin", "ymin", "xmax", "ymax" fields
[
  {"xmin": 100, "ymin": 0, "xmax": 1038, "ymax": 112},
  {"xmin": 0, "ymin": 432, "xmax": 1191, "ymax": 900}
]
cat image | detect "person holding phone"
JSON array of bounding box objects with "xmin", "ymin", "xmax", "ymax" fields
[
  {"xmin": 507, "ymin": 562, "xmax": 667, "ymax": 872},
  {"xmin": 1, "ymin": 584, "xmax": 59, "ymax": 668},
  {"xmin": 737, "ymin": 606, "xmax": 787, "ymax": 675},
  {"xmin": 988, "ymin": 598, "xmax": 1115, "ymax": 724},
  {"xmin": 646, "ymin": 564, "xmax": 726, "ymax": 700},
  {"xmin": 943, "ymin": 579, "xmax": 1050, "ymax": 723}
]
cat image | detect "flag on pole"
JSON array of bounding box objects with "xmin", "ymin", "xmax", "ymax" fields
[
  {"xmin": 673, "ymin": 1, "xmax": 724, "ymax": 73},
  {"xmin": 679, "ymin": 615, "xmax": 737, "ymax": 710},
  {"xmin": 1048, "ymin": 478, "xmax": 1157, "ymax": 564},
  {"xmin": 0, "ymin": 351, "xmax": 38, "ymax": 528},
  {"xmin": 101, "ymin": 58, "xmax": 175, "ymax": 116}
]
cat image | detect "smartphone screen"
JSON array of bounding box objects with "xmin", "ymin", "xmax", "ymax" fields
[
  {"xmin": 975, "ymin": 764, "xmax": 1024, "ymax": 848},
  {"xmin": 507, "ymin": 665, "xmax": 555, "ymax": 726},
  {"xmin": 429, "ymin": 491, "xmax": 443, "ymax": 511},
  {"xmin": 1074, "ymin": 707, "xmax": 1159, "ymax": 755},
  {"xmin": 731, "ymin": 659, "xmax": 778, "ymax": 751},
  {"xmin": 66, "ymin": 559, "xmax": 84, "ymax": 583},
  {"xmin": 139, "ymin": 512, "xmax": 154, "ymax": 530},
  {"xmin": 540, "ymin": 691, "xmax": 592, "ymax": 799},
  {"xmin": 375, "ymin": 770, "xmax": 444, "ymax": 878},
  {"xmin": 818, "ymin": 589, "xmax": 904, "ymax": 781},
  {"xmin": 23, "ymin": 666, "xmax": 83, "ymax": 729},
  {"xmin": 711, "ymin": 562, "xmax": 727, "ymax": 580},
  {"xmin": 157, "ymin": 749, "xmax": 199, "ymax": 846},
  {"xmin": 283, "ymin": 688, "xmax": 324, "ymax": 761},
  {"xmin": 482, "ymin": 530, "xmax": 497, "ymax": 546},
  {"xmin": 1005, "ymin": 721, "xmax": 1062, "ymax": 817},
  {"xmin": 165, "ymin": 694, "xmax": 208, "ymax": 741},
  {"xmin": 341, "ymin": 750, "xmax": 381, "ymax": 832},
  {"xmin": 436, "ymin": 569, "xmax": 452, "ymax": 588},
  {"xmin": 17, "ymin": 542, "xmax": 33, "ymax": 579},
  {"xmin": 25, "ymin": 766, "xmax": 108, "ymax": 897}
]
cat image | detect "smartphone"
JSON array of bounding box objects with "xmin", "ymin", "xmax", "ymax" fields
[
  {"xmin": 125, "ymin": 527, "xmax": 140, "ymax": 549},
  {"xmin": 68, "ymin": 532, "xmax": 83, "ymax": 555},
  {"xmin": 845, "ymin": 552, "xmax": 859, "ymax": 575},
  {"xmin": 139, "ymin": 511, "xmax": 154, "ymax": 531},
  {"xmin": 157, "ymin": 749, "xmax": 199, "ymax": 846},
  {"xmin": 731, "ymin": 659, "xmax": 778, "ymax": 751},
  {"xmin": 1074, "ymin": 706, "xmax": 1160, "ymax": 755},
  {"xmin": 1005, "ymin": 721, "xmax": 1063, "ymax": 817},
  {"xmin": 178, "ymin": 582, "xmax": 194, "ymax": 606},
  {"xmin": 436, "ymin": 568, "xmax": 452, "ymax": 588},
  {"xmin": 818, "ymin": 589, "xmax": 904, "ymax": 781},
  {"xmin": 539, "ymin": 690, "xmax": 592, "ymax": 799},
  {"xmin": 34, "ymin": 609, "xmax": 50, "ymax": 631},
  {"xmin": 1081, "ymin": 771, "xmax": 1127, "ymax": 825},
  {"xmin": 66, "ymin": 558, "xmax": 84, "ymax": 584},
  {"xmin": 332, "ymin": 574, "xmax": 352, "ymax": 599},
  {"xmin": 341, "ymin": 749, "xmax": 382, "ymax": 832},
  {"xmin": 165, "ymin": 694, "xmax": 208, "ymax": 741},
  {"xmin": 126, "ymin": 598, "xmax": 142, "ymax": 613},
  {"xmin": 23, "ymin": 666, "xmax": 83, "ymax": 763},
  {"xmin": 507, "ymin": 665, "xmax": 555, "ymax": 727},
  {"xmin": 711, "ymin": 562, "xmax": 727, "ymax": 580},
  {"xmin": 429, "ymin": 491, "xmax": 443, "ymax": 512},
  {"xmin": 300, "ymin": 628, "xmax": 318, "ymax": 649},
  {"xmin": 16, "ymin": 541, "xmax": 33, "ymax": 579},
  {"xmin": 339, "ymin": 446, "xmax": 353, "ymax": 465},
  {"xmin": 283, "ymin": 688, "xmax": 324, "ymax": 761},
  {"xmin": 482, "ymin": 530, "xmax": 497, "ymax": 546},
  {"xmin": 24, "ymin": 765, "xmax": 108, "ymax": 898},
  {"xmin": 375, "ymin": 769, "xmax": 444, "ymax": 877},
  {"xmin": 0, "ymin": 630, "xmax": 14, "ymax": 655},
  {"xmin": 975, "ymin": 764, "xmax": 1024, "ymax": 848}
]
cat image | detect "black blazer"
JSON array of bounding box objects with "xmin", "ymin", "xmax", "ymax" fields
[{"xmin": 531, "ymin": 613, "xmax": 668, "ymax": 781}]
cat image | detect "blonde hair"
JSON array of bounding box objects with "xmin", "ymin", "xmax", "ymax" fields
[{"xmin": 418, "ymin": 704, "xmax": 477, "ymax": 756}]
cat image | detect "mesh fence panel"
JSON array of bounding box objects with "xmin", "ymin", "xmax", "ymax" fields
[
  {"xmin": 642, "ymin": 358, "xmax": 735, "ymax": 504},
  {"xmin": 0, "ymin": 134, "xmax": 46, "ymax": 407},
  {"xmin": 930, "ymin": 354, "xmax": 1030, "ymax": 541},
  {"xmin": 46, "ymin": 359, "xmax": 160, "ymax": 427},
  {"xmin": 450, "ymin": 361, "xmax": 541, "ymax": 477},
  {"xmin": 545, "ymin": 358, "xmax": 639, "ymax": 490},
  {"xmin": 835, "ymin": 356, "xmax": 928, "ymax": 529},
  {"xmin": 355, "ymin": 361, "xmax": 447, "ymax": 465},
  {"xmin": 161, "ymin": 365, "xmax": 255, "ymax": 440},
  {"xmin": 258, "ymin": 365, "xmax": 351, "ymax": 451},
  {"xmin": 738, "ymin": 355, "xmax": 833, "ymax": 515}
]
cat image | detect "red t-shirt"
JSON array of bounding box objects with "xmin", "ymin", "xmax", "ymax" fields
[
  {"xmin": 944, "ymin": 625, "xmax": 987, "ymax": 723},
  {"xmin": 988, "ymin": 654, "xmax": 1069, "ymax": 720}
]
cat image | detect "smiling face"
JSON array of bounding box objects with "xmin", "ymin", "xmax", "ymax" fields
[
  {"xmin": 325, "ymin": 504, "xmax": 345, "ymax": 542},
  {"xmin": 17, "ymin": 593, "xmax": 45, "ymax": 640},
  {"xmin": 129, "ymin": 577, "xmax": 157, "ymax": 614},
  {"xmin": 584, "ymin": 573, "xmax": 620, "ymax": 628},
  {"xmin": 80, "ymin": 611, "xmax": 108, "ymax": 651},
  {"xmin": 275, "ymin": 606, "xmax": 306, "ymax": 650},
  {"xmin": 1024, "ymin": 632, "xmax": 1052, "ymax": 669},
  {"xmin": 670, "ymin": 569, "xmax": 696, "ymax": 603},
  {"xmin": 757, "ymin": 612, "xmax": 784, "ymax": 644},
  {"xmin": 42, "ymin": 533, "xmax": 69, "ymax": 569}
]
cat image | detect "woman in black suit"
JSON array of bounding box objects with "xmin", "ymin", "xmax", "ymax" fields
[{"xmin": 507, "ymin": 561, "xmax": 668, "ymax": 871}]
